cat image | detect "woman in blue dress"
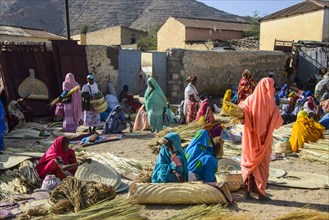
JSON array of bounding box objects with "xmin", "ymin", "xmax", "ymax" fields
[
  {"xmin": 152, "ymin": 132, "xmax": 188, "ymax": 183},
  {"xmin": 185, "ymin": 130, "xmax": 218, "ymax": 182}
]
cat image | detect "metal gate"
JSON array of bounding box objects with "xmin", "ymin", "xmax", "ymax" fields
[
  {"xmin": 118, "ymin": 50, "xmax": 141, "ymax": 95},
  {"xmin": 0, "ymin": 43, "xmax": 57, "ymax": 116}
]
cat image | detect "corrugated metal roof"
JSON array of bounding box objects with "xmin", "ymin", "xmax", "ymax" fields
[
  {"xmin": 174, "ymin": 17, "xmax": 250, "ymax": 32},
  {"xmin": 0, "ymin": 25, "xmax": 64, "ymax": 39},
  {"xmin": 261, "ymin": 0, "xmax": 329, "ymax": 21}
]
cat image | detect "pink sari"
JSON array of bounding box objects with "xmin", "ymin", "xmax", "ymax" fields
[
  {"xmin": 195, "ymin": 99, "xmax": 214, "ymax": 123},
  {"xmin": 36, "ymin": 136, "xmax": 77, "ymax": 180},
  {"xmin": 239, "ymin": 78, "xmax": 283, "ymax": 196},
  {"xmin": 63, "ymin": 73, "xmax": 82, "ymax": 132}
]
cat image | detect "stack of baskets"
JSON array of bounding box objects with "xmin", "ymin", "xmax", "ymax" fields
[{"xmin": 90, "ymin": 92, "xmax": 108, "ymax": 113}]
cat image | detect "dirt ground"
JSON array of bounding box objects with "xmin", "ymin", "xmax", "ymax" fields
[
  {"xmin": 80, "ymin": 130, "xmax": 329, "ymax": 220},
  {"xmin": 4, "ymin": 128, "xmax": 329, "ymax": 219}
]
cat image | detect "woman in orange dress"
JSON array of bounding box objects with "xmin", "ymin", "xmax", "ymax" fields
[{"xmin": 238, "ymin": 78, "xmax": 283, "ymax": 200}]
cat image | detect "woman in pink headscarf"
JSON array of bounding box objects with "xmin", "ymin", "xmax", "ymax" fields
[
  {"xmin": 238, "ymin": 78, "xmax": 283, "ymax": 201},
  {"xmin": 60, "ymin": 73, "xmax": 82, "ymax": 133},
  {"xmin": 36, "ymin": 136, "xmax": 78, "ymax": 180}
]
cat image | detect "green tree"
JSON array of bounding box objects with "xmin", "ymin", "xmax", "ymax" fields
[
  {"xmin": 137, "ymin": 26, "xmax": 158, "ymax": 51},
  {"xmin": 80, "ymin": 24, "xmax": 90, "ymax": 34},
  {"xmin": 244, "ymin": 10, "xmax": 261, "ymax": 37}
]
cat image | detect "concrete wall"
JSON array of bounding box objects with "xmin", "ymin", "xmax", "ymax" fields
[
  {"xmin": 167, "ymin": 49, "xmax": 290, "ymax": 103},
  {"xmin": 157, "ymin": 17, "xmax": 186, "ymax": 52},
  {"xmin": 185, "ymin": 28, "xmax": 244, "ymax": 41},
  {"xmin": 85, "ymin": 45, "xmax": 120, "ymax": 94},
  {"xmin": 86, "ymin": 26, "xmax": 121, "ymax": 45},
  {"xmin": 260, "ymin": 10, "xmax": 325, "ymax": 50}
]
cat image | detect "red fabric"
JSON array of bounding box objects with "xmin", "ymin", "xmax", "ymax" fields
[
  {"xmin": 238, "ymin": 78, "xmax": 283, "ymax": 196},
  {"xmin": 238, "ymin": 71, "xmax": 257, "ymax": 103},
  {"xmin": 195, "ymin": 99, "xmax": 214, "ymax": 123},
  {"xmin": 36, "ymin": 136, "xmax": 77, "ymax": 179},
  {"xmin": 186, "ymin": 99, "xmax": 198, "ymax": 123}
]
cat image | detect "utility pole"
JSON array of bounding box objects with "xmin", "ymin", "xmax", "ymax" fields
[{"xmin": 65, "ymin": 0, "xmax": 70, "ymax": 40}]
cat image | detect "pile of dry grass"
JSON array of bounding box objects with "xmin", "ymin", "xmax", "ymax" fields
[
  {"xmin": 49, "ymin": 197, "xmax": 146, "ymax": 220},
  {"xmin": 19, "ymin": 205, "xmax": 49, "ymax": 219},
  {"xmin": 274, "ymin": 210, "xmax": 329, "ymax": 220},
  {"xmin": 49, "ymin": 176, "xmax": 116, "ymax": 214},
  {"xmin": 299, "ymin": 140, "xmax": 329, "ymax": 163}
]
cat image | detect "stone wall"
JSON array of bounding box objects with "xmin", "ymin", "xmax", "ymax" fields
[
  {"xmin": 85, "ymin": 45, "xmax": 120, "ymax": 94},
  {"xmin": 167, "ymin": 49, "xmax": 290, "ymax": 103}
]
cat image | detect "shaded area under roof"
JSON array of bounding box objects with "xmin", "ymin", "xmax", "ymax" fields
[
  {"xmin": 261, "ymin": 0, "xmax": 329, "ymax": 21},
  {"xmin": 174, "ymin": 17, "xmax": 250, "ymax": 32}
]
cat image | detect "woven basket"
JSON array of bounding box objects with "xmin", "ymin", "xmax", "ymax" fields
[
  {"xmin": 216, "ymin": 165, "xmax": 242, "ymax": 192},
  {"xmin": 90, "ymin": 95, "xmax": 108, "ymax": 113},
  {"xmin": 18, "ymin": 69, "xmax": 49, "ymax": 100},
  {"xmin": 274, "ymin": 141, "xmax": 292, "ymax": 154}
]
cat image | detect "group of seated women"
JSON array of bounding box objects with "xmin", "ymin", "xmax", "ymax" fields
[{"xmin": 152, "ymin": 128, "xmax": 222, "ymax": 183}]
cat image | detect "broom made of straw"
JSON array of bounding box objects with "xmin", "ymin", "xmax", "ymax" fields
[{"xmin": 50, "ymin": 85, "xmax": 80, "ymax": 107}]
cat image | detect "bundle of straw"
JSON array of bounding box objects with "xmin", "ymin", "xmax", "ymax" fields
[
  {"xmin": 223, "ymin": 101, "xmax": 244, "ymax": 120},
  {"xmin": 50, "ymin": 85, "xmax": 80, "ymax": 107},
  {"xmin": 274, "ymin": 210, "xmax": 329, "ymax": 220},
  {"xmin": 49, "ymin": 198, "xmax": 146, "ymax": 220}
]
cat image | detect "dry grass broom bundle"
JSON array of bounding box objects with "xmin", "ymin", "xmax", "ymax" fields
[
  {"xmin": 49, "ymin": 197, "xmax": 146, "ymax": 220},
  {"xmin": 274, "ymin": 210, "xmax": 329, "ymax": 220},
  {"xmin": 299, "ymin": 140, "xmax": 329, "ymax": 163},
  {"xmin": 222, "ymin": 101, "xmax": 244, "ymax": 120},
  {"xmin": 50, "ymin": 85, "xmax": 80, "ymax": 107}
]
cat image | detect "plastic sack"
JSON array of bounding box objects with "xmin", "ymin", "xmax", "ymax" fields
[{"xmin": 41, "ymin": 174, "xmax": 61, "ymax": 191}]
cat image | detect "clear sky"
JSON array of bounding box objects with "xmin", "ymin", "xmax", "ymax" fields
[{"xmin": 199, "ymin": 0, "xmax": 304, "ymax": 17}]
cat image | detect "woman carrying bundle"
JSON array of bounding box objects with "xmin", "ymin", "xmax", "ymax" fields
[
  {"xmin": 238, "ymin": 69, "xmax": 257, "ymax": 103},
  {"xmin": 36, "ymin": 136, "xmax": 78, "ymax": 180},
  {"xmin": 81, "ymin": 74, "xmax": 100, "ymax": 133},
  {"xmin": 144, "ymin": 77, "xmax": 167, "ymax": 133},
  {"xmin": 238, "ymin": 78, "xmax": 283, "ymax": 201},
  {"xmin": 185, "ymin": 130, "xmax": 221, "ymax": 182},
  {"xmin": 152, "ymin": 132, "xmax": 188, "ymax": 183},
  {"xmin": 59, "ymin": 73, "xmax": 82, "ymax": 133},
  {"xmin": 289, "ymin": 110, "xmax": 324, "ymax": 152}
]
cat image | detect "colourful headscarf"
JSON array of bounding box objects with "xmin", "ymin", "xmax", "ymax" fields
[
  {"xmin": 63, "ymin": 73, "xmax": 82, "ymax": 123},
  {"xmin": 289, "ymin": 110, "xmax": 324, "ymax": 152}
]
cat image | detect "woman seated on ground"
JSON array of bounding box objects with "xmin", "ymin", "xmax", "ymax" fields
[
  {"xmin": 185, "ymin": 129, "xmax": 222, "ymax": 182},
  {"xmin": 103, "ymin": 105, "xmax": 132, "ymax": 134},
  {"xmin": 6, "ymin": 100, "xmax": 25, "ymax": 131},
  {"xmin": 196, "ymin": 94, "xmax": 214, "ymax": 123},
  {"xmin": 152, "ymin": 132, "xmax": 188, "ymax": 183},
  {"xmin": 289, "ymin": 110, "xmax": 324, "ymax": 152},
  {"xmin": 36, "ymin": 136, "xmax": 78, "ymax": 180},
  {"xmin": 17, "ymin": 98, "xmax": 32, "ymax": 122},
  {"xmin": 221, "ymin": 89, "xmax": 232, "ymax": 115},
  {"xmin": 133, "ymin": 105, "xmax": 149, "ymax": 131},
  {"xmin": 319, "ymin": 113, "xmax": 329, "ymax": 129}
]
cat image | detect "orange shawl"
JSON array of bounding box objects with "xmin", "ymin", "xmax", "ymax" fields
[{"xmin": 239, "ymin": 78, "xmax": 283, "ymax": 196}]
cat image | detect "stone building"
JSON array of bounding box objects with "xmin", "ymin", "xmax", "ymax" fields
[
  {"xmin": 72, "ymin": 26, "xmax": 147, "ymax": 48},
  {"xmin": 0, "ymin": 25, "xmax": 65, "ymax": 43},
  {"xmin": 157, "ymin": 17, "xmax": 250, "ymax": 52},
  {"xmin": 260, "ymin": 0, "xmax": 329, "ymax": 51}
]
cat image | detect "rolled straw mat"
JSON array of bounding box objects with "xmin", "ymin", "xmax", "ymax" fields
[
  {"xmin": 5, "ymin": 129, "xmax": 43, "ymax": 139},
  {"xmin": 268, "ymin": 171, "xmax": 329, "ymax": 189},
  {"xmin": 128, "ymin": 182, "xmax": 230, "ymax": 205},
  {"xmin": 75, "ymin": 160, "xmax": 122, "ymax": 190},
  {"xmin": 0, "ymin": 154, "xmax": 30, "ymax": 170},
  {"xmin": 18, "ymin": 73, "xmax": 49, "ymax": 100}
]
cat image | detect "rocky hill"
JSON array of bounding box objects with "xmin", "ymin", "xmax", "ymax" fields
[{"xmin": 0, "ymin": 0, "xmax": 248, "ymax": 36}]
